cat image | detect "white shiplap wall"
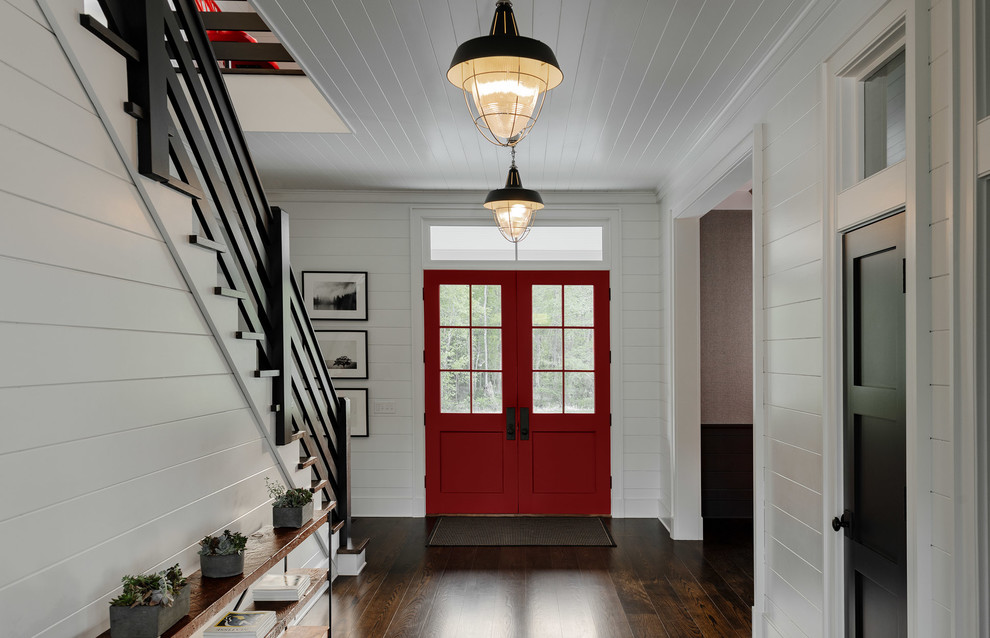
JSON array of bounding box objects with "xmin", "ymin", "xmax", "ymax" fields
[
  {"xmin": 760, "ymin": 66, "xmax": 827, "ymax": 638},
  {"xmin": 0, "ymin": 2, "xmax": 290, "ymax": 635},
  {"xmin": 621, "ymin": 203, "xmax": 666, "ymax": 519},
  {"xmin": 278, "ymin": 199, "xmax": 416, "ymax": 517},
  {"xmin": 272, "ymin": 191, "xmax": 665, "ymax": 518}
]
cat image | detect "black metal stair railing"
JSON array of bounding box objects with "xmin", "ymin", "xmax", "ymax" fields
[{"xmin": 88, "ymin": 0, "xmax": 351, "ymax": 542}]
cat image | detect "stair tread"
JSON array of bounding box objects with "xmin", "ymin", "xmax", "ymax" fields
[
  {"xmin": 338, "ymin": 537, "xmax": 369, "ymax": 554},
  {"xmin": 254, "ymin": 369, "xmax": 280, "ymax": 378},
  {"xmin": 189, "ymin": 234, "xmax": 226, "ymax": 252},
  {"xmin": 215, "ymin": 286, "xmax": 247, "ymax": 300},
  {"xmin": 331, "ymin": 520, "xmax": 345, "ymax": 534},
  {"xmin": 310, "ymin": 479, "xmax": 328, "ymax": 493},
  {"xmin": 298, "ymin": 456, "xmax": 317, "ymax": 469},
  {"xmin": 236, "ymin": 331, "xmax": 265, "ymax": 340},
  {"xmin": 289, "ymin": 430, "xmax": 306, "ymax": 443}
]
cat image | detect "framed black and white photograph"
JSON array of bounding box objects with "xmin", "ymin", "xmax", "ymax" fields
[
  {"xmin": 302, "ymin": 271, "xmax": 368, "ymax": 320},
  {"xmin": 316, "ymin": 330, "xmax": 368, "ymax": 379},
  {"xmin": 337, "ymin": 388, "xmax": 369, "ymax": 437}
]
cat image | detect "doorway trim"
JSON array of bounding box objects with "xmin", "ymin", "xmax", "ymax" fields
[
  {"xmin": 822, "ymin": 1, "xmax": 930, "ymax": 635},
  {"xmin": 666, "ymin": 134, "xmax": 753, "ymax": 543},
  {"xmin": 410, "ymin": 204, "xmax": 624, "ymax": 517}
]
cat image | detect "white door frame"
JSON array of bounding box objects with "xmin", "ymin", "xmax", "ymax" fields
[
  {"xmin": 666, "ymin": 138, "xmax": 753, "ymax": 542},
  {"xmin": 409, "ymin": 204, "xmax": 625, "ymax": 517},
  {"xmin": 822, "ymin": 1, "xmax": 932, "ymax": 635}
]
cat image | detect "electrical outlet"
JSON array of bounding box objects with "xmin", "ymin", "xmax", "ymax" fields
[{"xmin": 372, "ymin": 400, "xmax": 396, "ymax": 415}]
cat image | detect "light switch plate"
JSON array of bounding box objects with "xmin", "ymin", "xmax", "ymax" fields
[{"xmin": 372, "ymin": 400, "xmax": 396, "ymax": 415}]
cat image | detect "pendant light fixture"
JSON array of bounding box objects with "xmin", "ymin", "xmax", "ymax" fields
[
  {"xmin": 484, "ymin": 147, "xmax": 543, "ymax": 243},
  {"xmin": 447, "ymin": 0, "xmax": 563, "ymax": 146}
]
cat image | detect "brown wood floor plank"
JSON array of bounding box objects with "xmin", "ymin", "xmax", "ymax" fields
[
  {"xmin": 346, "ymin": 521, "xmax": 429, "ymax": 638},
  {"xmin": 524, "ymin": 546, "xmax": 565, "ymax": 638},
  {"xmin": 450, "ymin": 547, "xmax": 500, "ymax": 638},
  {"xmin": 621, "ymin": 526, "xmax": 704, "ymax": 638},
  {"xmin": 705, "ymin": 519, "xmax": 755, "ymax": 583},
  {"xmin": 608, "ymin": 537, "xmax": 672, "ymax": 638},
  {"xmin": 549, "ymin": 547, "xmax": 598, "ymax": 638},
  {"xmin": 673, "ymin": 542, "xmax": 752, "ymax": 637},
  {"xmin": 491, "ymin": 547, "xmax": 527, "ymax": 638},
  {"xmin": 664, "ymin": 552, "xmax": 739, "ymax": 638},
  {"xmin": 700, "ymin": 544, "xmax": 755, "ymax": 609},
  {"xmin": 414, "ymin": 547, "xmax": 477, "ymax": 637},
  {"xmin": 331, "ymin": 518, "xmax": 753, "ymax": 638},
  {"xmin": 379, "ymin": 546, "xmax": 452, "ymax": 637},
  {"xmin": 574, "ymin": 547, "xmax": 637, "ymax": 638},
  {"xmin": 332, "ymin": 519, "xmax": 409, "ymax": 631}
]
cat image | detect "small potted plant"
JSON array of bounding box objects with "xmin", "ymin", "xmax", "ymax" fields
[
  {"xmin": 266, "ymin": 477, "xmax": 314, "ymax": 529},
  {"xmin": 198, "ymin": 529, "xmax": 248, "ymax": 578},
  {"xmin": 108, "ymin": 564, "xmax": 189, "ymax": 638}
]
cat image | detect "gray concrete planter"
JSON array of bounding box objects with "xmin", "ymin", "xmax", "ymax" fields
[
  {"xmin": 200, "ymin": 551, "xmax": 244, "ymax": 578},
  {"xmin": 273, "ymin": 501, "xmax": 314, "ymax": 529},
  {"xmin": 109, "ymin": 584, "xmax": 189, "ymax": 638}
]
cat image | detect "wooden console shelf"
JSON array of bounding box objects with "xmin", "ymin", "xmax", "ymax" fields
[
  {"xmin": 244, "ymin": 568, "xmax": 327, "ymax": 637},
  {"xmin": 98, "ymin": 505, "xmax": 335, "ymax": 638}
]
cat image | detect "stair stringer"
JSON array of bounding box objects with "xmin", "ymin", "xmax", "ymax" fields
[{"xmin": 38, "ymin": 0, "xmax": 325, "ymax": 551}]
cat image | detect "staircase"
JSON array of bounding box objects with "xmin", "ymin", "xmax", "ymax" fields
[{"xmin": 81, "ymin": 0, "xmax": 359, "ymax": 574}]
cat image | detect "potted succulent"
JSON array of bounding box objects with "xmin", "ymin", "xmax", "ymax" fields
[
  {"xmin": 108, "ymin": 564, "xmax": 189, "ymax": 638},
  {"xmin": 198, "ymin": 529, "xmax": 248, "ymax": 578},
  {"xmin": 266, "ymin": 477, "xmax": 314, "ymax": 529}
]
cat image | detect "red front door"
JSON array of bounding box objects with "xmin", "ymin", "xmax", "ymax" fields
[{"xmin": 425, "ymin": 270, "xmax": 610, "ymax": 515}]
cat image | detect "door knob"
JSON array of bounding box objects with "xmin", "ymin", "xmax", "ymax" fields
[
  {"xmin": 831, "ymin": 510, "xmax": 852, "ymax": 532},
  {"xmin": 506, "ymin": 407, "xmax": 516, "ymax": 441}
]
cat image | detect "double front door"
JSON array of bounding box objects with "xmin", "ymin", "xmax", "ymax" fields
[{"xmin": 424, "ymin": 270, "xmax": 610, "ymax": 515}]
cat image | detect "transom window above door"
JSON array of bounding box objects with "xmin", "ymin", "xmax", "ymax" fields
[{"xmin": 429, "ymin": 225, "xmax": 604, "ymax": 262}]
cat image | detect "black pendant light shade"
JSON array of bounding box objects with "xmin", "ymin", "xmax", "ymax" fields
[
  {"xmin": 484, "ymin": 153, "xmax": 544, "ymax": 243},
  {"xmin": 447, "ymin": 0, "xmax": 563, "ymax": 146}
]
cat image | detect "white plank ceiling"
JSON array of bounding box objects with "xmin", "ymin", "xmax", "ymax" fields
[{"xmin": 246, "ymin": 0, "xmax": 813, "ymax": 192}]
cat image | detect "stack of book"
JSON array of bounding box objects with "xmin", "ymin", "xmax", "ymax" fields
[
  {"xmin": 203, "ymin": 610, "xmax": 276, "ymax": 637},
  {"xmin": 251, "ymin": 572, "xmax": 311, "ymax": 602}
]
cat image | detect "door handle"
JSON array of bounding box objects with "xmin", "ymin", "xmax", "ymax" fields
[
  {"xmin": 520, "ymin": 407, "xmax": 529, "ymax": 441},
  {"xmin": 506, "ymin": 407, "xmax": 516, "ymax": 441},
  {"xmin": 831, "ymin": 510, "xmax": 852, "ymax": 532}
]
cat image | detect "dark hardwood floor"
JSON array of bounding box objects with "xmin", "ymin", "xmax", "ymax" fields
[{"xmin": 331, "ymin": 517, "xmax": 753, "ymax": 638}]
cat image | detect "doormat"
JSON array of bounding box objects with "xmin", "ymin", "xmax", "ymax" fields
[{"xmin": 426, "ymin": 516, "xmax": 615, "ymax": 547}]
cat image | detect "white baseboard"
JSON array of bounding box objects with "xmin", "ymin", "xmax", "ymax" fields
[
  {"xmin": 352, "ymin": 497, "xmax": 414, "ymax": 517},
  {"xmin": 623, "ymin": 498, "xmax": 661, "ymax": 518},
  {"xmin": 659, "ymin": 516, "xmax": 673, "ymax": 534},
  {"xmin": 670, "ymin": 514, "xmax": 704, "ymax": 540}
]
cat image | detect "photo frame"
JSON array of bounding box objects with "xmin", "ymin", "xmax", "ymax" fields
[
  {"xmin": 316, "ymin": 330, "xmax": 368, "ymax": 379},
  {"xmin": 336, "ymin": 388, "xmax": 369, "ymax": 437},
  {"xmin": 302, "ymin": 271, "xmax": 368, "ymax": 320}
]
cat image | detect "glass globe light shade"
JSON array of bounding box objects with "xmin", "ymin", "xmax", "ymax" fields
[
  {"xmin": 483, "ymin": 160, "xmax": 544, "ymax": 243},
  {"xmin": 448, "ymin": 1, "xmax": 562, "ymax": 146}
]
